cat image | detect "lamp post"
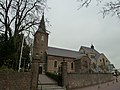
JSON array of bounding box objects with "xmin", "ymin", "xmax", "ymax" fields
[{"xmin": 18, "ymin": 34, "xmax": 24, "ymax": 72}]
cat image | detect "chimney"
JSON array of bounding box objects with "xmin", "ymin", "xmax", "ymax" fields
[{"xmin": 91, "ymin": 44, "xmax": 94, "ymax": 49}]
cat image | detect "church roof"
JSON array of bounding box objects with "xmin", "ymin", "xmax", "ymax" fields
[
  {"xmin": 46, "ymin": 45, "xmax": 104, "ymax": 60},
  {"xmin": 46, "ymin": 47, "xmax": 82, "ymax": 58},
  {"xmin": 80, "ymin": 46, "xmax": 100, "ymax": 54}
]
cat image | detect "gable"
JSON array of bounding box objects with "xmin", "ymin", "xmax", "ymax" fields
[
  {"xmin": 97, "ymin": 53, "xmax": 110, "ymax": 63},
  {"xmin": 79, "ymin": 46, "xmax": 102, "ymax": 61}
]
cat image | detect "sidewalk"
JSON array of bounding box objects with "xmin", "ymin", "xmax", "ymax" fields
[{"xmin": 74, "ymin": 76, "xmax": 120, "ymax": 90}]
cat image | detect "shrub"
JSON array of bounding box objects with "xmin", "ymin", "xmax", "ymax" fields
[
  {"xmin": 46, "ymin": 72, "xmax": 58, "ymax": 81},
  {"xmin": 46, "ymin": 72, "xmax": 63, "ymax": 86},
  {"xmin": 0, "ymin": 65, "xmax": 14, "ymax": 72}
]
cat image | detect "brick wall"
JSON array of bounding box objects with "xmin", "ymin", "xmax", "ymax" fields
[
  {"xmin": 0, "ymin": 72, "xmax": 31, "ymax": 90},
  {"xmin": 47, "ymin": 55, "xmax": 75, "ymax": 73},
  {"xmin": 66, "ymin": 73, "xmax": 113, "ymax": 89}
]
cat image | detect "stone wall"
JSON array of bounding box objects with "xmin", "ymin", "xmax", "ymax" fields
[
  {"xmin": 61, "ymin": 62, "xmax": 113, "ymax": 90},
  {"xmin": 66, "ymin": 73, "xmax": 113, "ymax": 89},
  {"xmin": 0, "ymin": 72, "xmax": 31, "ymax": 90},
  {"xmin": 74, "ymin": 56, "xmax": 91, "ymax": 73}
]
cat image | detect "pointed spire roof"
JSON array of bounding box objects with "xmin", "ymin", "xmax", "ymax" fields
[{"xmin": 38, "ymin": 13, "xmax": 46, "ymax": 33}]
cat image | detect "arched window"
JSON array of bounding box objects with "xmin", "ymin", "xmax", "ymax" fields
[
  {"xmin": 84, "ymin": 61, "xmax": 88, "ymax": 68},
  {"xmin": 54, "ymin": 61, "xmax": 57, "ymax": 68},
  {"xmin": 71, "ymin": 62, "xmax": 74, "ymax": 70}
]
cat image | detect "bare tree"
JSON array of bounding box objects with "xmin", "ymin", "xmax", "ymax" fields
[
  {"xmin": 0, "ymin": 0, "xmax": 47, "ymax": 41},
  {"xmin": 102, "ymin": 0, "xmax": 120, "ymax": 18},
  {"xmin": 77, "ymin": 0, "xmax": 120, "ymax": 18},
  {"xmin": 0, "ymin": 0, "xmax": 47, "ymax": 70}
]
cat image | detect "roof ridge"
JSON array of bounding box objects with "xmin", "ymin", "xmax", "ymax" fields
[
  {"xmin": 81, "ymin": 46, "xmax": 91, "ymax": 49},
  {"xmin": 81, "ymin": 45, "xmax": 100, "ymax": 54},
  {"xmin": 48, "ymin": 46, "xmax": 79, "ymax": 53}
]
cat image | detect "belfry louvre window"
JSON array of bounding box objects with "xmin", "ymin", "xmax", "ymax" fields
[
  {"xmin": 91, "ymin": 55, "xmax": 95, "ymax": 58},
  {"xmin": 54, "ymin": 61, "xmax": 57, "ymax": 68}
]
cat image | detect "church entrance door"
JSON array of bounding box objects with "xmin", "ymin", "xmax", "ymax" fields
[{"xmin": 39, "ymin": 67, "xmax": 42, "ymax": 74}]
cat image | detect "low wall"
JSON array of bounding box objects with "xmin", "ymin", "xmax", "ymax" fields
[
  {"xmin": 0, "ymin": 72, "xmax": 31, "ymax": 90},
  {"xmin": 67, "ymin": 73, "xmax": 113, "ymax": 89}
]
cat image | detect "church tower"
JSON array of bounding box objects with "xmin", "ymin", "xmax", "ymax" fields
[{"xmin": 33, "ymin": 13, "xmax": 49, "ymax": 74}]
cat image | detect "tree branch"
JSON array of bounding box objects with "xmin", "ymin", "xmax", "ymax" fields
[
  {"xmin": 20, "ymin": 2, "xmax": 37, "ymax": 23},
  {"xmin": 102, "ymin": 1, "xmax": 120, "ymax": 18},
  {"xmin": 0, "ymin": 3, "xmax": 6, "ymax": 10},
  {"xmin": 0, "ymin": 18, "xmax": 4, "ymax": 24}
]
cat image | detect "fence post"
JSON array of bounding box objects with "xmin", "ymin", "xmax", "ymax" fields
[{"xmin": 31, "ymin": 59, "xmax": 39, "ymax": 90}]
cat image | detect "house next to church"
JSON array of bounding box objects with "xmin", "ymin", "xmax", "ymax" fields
[{"xmin": 32, "ymin": 14, "xmax": 114, "ymax": 75}]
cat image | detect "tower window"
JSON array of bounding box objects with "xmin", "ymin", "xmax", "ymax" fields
[
  {"xmin": 41, "ymin": 44, "xmax": 43, "ymax": 46},
  {"xmin": 36, "ymin": 53, "xmax": 39, "ymax": 56},
  {"xmin": 54, "ymin": 61, "xmax": 57, "ymax": 68},
  {"xmin": 41, "ymin": 36, "xmax": 44, "ymax": 41}
]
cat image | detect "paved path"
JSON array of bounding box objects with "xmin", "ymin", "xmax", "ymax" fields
[
  {"xmin": 38, "ymin": 74, "xmax": 57, "ymax": 85},
  {"xmin": 74, "ymin": 76, "xmax": 120, "ymax": 90}
]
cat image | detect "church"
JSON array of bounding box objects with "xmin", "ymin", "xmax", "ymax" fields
[{"xmin": 32, "ymin": 14, "xmax": 113, "ymax": 75}]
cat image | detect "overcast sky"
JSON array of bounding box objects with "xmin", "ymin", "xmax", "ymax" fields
[{"xmin": 45, "ymin": 0, "xmax": 120, "ymax": 69}]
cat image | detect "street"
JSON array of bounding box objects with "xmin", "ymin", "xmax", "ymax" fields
[{"xmin": 74, "ymin": 76, "xmax": 120, "ymax": 90}]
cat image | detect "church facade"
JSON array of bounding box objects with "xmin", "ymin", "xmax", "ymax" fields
[{"xmin": 32, "ymin": 14, "xmax": 113, "ymax": 74}]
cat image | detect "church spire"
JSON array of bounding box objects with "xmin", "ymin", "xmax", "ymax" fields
[{"xmin": 38, "ymin": 13, "xmax": 46, "ymax": 33}]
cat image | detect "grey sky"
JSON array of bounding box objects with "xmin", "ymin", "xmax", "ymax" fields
[{"xmin": 45, "ymin": 0, "xmax": 120, "ymax": 69}]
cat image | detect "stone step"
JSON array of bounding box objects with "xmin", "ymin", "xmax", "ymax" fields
[
  {"xmin": 38, "ymin": 74, "xmax": 65, "ymax": 90},
  {"xmin": 38, "ymin": 84, "xmax": 65, "ymax": 90},
  {"xmin": 38, "ymin": 82, "xmax": 57, "ymax": 85}
]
